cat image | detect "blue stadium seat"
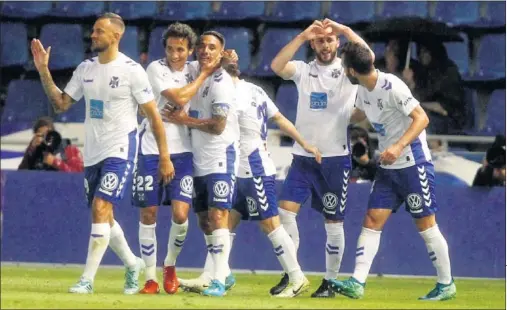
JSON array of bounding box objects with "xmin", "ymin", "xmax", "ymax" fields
[
  {"xmin": 1, "ymin": 80, "xmax": 49, "ymax": 123},
  {"xmin": 433, "ymin": 1, "xmax": 480, "ymax": 26},
  {"xmin": 380, "ymin": 1, "xmax": 428, "ymax": 18},
  {"xmin": 109, "ymin": 1, "xmax": 157, "ymax": 20},
  {"xmin": 481, "ymin": 1, "xmax": 506, "ymax": 27},
  {"xmin": 463, "ymin": 88, "xmax": 479, "ymax": 131},
  {"xmin": 49, "ymin": 2, "xmax": 105, "ymax": 18},
  {"xmin": 475, "ymin": 34, "xmax": 506, "ymax": 80},
  {"xmin": 372, "ymin": 42, "xmax": 386, "ymax": 58},
  {"xmin": 212, "ymin": 27, "xmax": 252, "ymax": 72},
  {"xmin": 212, "ymin": 2, "xmax": 265, "ymax": 20},
  {"xmin": 55, "ymin": 99, "xmax": 86, "ymax": 123},
  {"xmin": 273, "ymin": 84, "xmax": 298, "ymax": 127},
  {"xmin": 267, "ymin": 1, "xmax": 321, "ymax": 22},
  {"xmin": 0, "ymin": 23, "xmax": 28, "ymax": 67},
  {"xmin": 254, "ymin": 28, "xmax": 306, "ymax": 76},
  {"xmin": 158, "ymin": 2, "xmax": 211, "ymax": 21},
  {"xmin": 482, "ymin": 89, "xmax": 506, "ymax": 136},
  {"xmin": 444, "ymin": 33, "xmax": 469, "ymax": 77},
  {"xmin": 1, "ymin": 1, "xmax": 52, "ymax": 18},
  {"xmin": 327, "ymin": 1, "xmax": 376, "ymax": 24},
  {"xmin": 119, "ymin": 26, "xmax": 140, "ymax": 62},
  {"xmin": 147, "ymin": 27, "xmax": 166, "ymax": 63},
  {"xmin": 39, "ymin": 24, "xmax": 84, "ymax": 70}
]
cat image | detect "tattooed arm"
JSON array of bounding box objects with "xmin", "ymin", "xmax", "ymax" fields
[
  {"xmin": 31, "ymin": 39, "xmax": 76, "ymax": 113},
  {"xmin": 164, "ymin": 103, "xmax": 229, "ymax": 135}
]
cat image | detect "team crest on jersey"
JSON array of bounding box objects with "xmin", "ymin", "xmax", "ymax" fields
[
  {"xmin": 202, "ymin": 86, "xmax": 209, "ymax": 98},
  {"xmin": 377, "ymin": 99, "xmax": 384, "ymax": 110},
  {"xmin": 109, "ymin": 76, "xmax": 120, "ymax": 88},
  {"xmin": 331, "ymin": 69, "xmax": 341, "ymax": 78},
  {"xmin": 185, "ymin": 73, "xmax": 193, "ymax": 84}
]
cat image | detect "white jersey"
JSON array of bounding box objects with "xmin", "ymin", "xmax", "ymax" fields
[
  {"xmin": 235, "ymin": 80, "xmax": 278, "ymax": 178},
  {"xmin": 286, "ymin": 58, "xmax": 357, "ymax": 157},
  {"xmin": 140, "ymin": 59, "xmax": 196, "ymax": 156},
  {"xmin": 64, "ymin": 53, "xmax": 155, "ymax": 167},
  {"xmin": 188, "ymin": 64, "xmax": 239, "ymax": 177},
  {"xmin": 354, "ymin": 70, "xmax": 432, "ymax": 169}
]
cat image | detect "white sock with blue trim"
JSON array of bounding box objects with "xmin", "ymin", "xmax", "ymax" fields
[{"xmin": 419, "ymin": 225, "xmax": 452, "ymax": 285}]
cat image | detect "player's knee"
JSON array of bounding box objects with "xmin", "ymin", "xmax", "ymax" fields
[
  {"xmin": 260, "ymin": 216, "xmax": 280, "ymax": 235},
  {"xmin": 363, "ymin": 212, "xmax": 384, "ymax": 230},
  {"xmin": 91, "ymin": 197, "xmax": 112, "ymax": 223},
  {"xmin": 172, "ymin": 207, "xmax": 189, "ymax": 224},
  {"xmin": 140, "ymin": 206, "xmax": 157, "ymax": 225},
  {"xmin": 278, "ymin": 200, "xmax": 300, "ymax": 215}
]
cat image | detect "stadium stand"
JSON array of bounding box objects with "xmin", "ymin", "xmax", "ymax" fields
[
  {"xmin": 49, "ymin": 2, "xmax": 105, "ymax": 18},
  {"xmin": 432, "ymin": 1, "xmax": 481, "ymax": 26},
  {"xmin": 39, "ymin": 24, "xmax": 84, "ymax": 70},
  {"xmin": 157, "ymin": 1, "xmax": 211, "ymax": 21},
  {"xmin": 108, "ymin": 1, "xmax": 158, "ymax": 20},
  {"xmin": 0, "ymin": 22, "xmax": 28, "ymax": 67},
  {"xmin": 327, "ymin": 1, "xmax": 376, "ymax": 24},
  {"xmin": 380, "ymin": 1, "xmax": 429, "ymax": 19},
  {"xmin": 211, "ymin": 1, "xmax": 266, "ymax": 20}
]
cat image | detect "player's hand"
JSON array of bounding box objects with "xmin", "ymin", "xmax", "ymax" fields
[
  {"xmin": 301, "ymin": 20, "xmax": 331, "ymax": 41},
  {"xmin": 163, "ymin": 108, "xmax": 188, "ymax": 125},
  {"xmin": 380, "ymin": 143, "xmax": 403, "ymax": 165},
  {"xmin": 304, "ymin": 144, "xmax": 322, "ymax": 164},
  {"xmin": 322, "ymin": 18, "xmax": 348, "ymax": 36},
  {"xmin": 222, "ymin": 49, "xmax": 238, "ymax": 64},
  {"xmin": 31, "ymin": 39, "xmax": 51, "ymax": 72},
  {"xmin": 43, "ymin": 153, "xmax": 55, "ymax": 166},
  {"xmin": 158, "ymin": 156, "xmax": 175, "ymax": 185},
  {"xmin": 201, "ymin": 54, "xmax": 222, "ymax": 76}
]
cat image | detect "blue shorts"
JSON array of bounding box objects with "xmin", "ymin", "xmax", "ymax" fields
[
  {"xmin": 132, "ymin": 152, "xmax": 193, "ymax": 208},
  {"xmin": 368, "ymin": 162, "xmax": 438, "ymax": 219},
  {"xmin": 85, "ymin": 157, "xmax": 135, "ymax": 208},
  {"xmin": 193, "ymin": 173, "xmax": 235, "ymax": 213},
  {"xmin": 280, "ymin": 155, "xmax": 351, "ymax": 221},
  {"xmin": 233, "ymin": 175, "xmax": 278, "ymax": 221}
]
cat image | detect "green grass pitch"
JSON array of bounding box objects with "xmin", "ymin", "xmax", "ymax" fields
[{"xmin": 1, "ymin": 265, "xmax": 505, "ymax": 309}]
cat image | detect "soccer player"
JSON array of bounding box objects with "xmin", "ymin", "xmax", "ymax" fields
[
  {"xmin": 133, "ymin": 23, "xmax": 221, "ymax": 294},
  {"xmin": 328, "ymin": 41, "xmax": 456, "ymax": 301},
  {"xmin": 269, "ymin": 19, "xmax": 373, "ymax": 297},
  {"xmin": 164, "ymin": 31, "xmax": 238, "ymax": 297},
  {"xmin": 179, "ymin": 52, "xmax": 321, "ymax": 297},
  {"xmin": 31, "ymin": 13, "xmax": 174, "ymax": 294}
]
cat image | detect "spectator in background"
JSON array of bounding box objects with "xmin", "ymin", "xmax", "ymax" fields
[
  {"xmin": 349, "ymin": 125, "xmax": 379, "ymax": 183},
  {"xmin": 403, "ymin": 42, "xmax": 465, "ymax": 135},
  {"xmin": 473, "ymin": 135, "xmax": 506, "ymax": 187},
  {"xmin": 375, "ymin": 39, "xmax": 422, "ymax": 79},
  {"xmin": 18, "ymin": 117, "xmax": 83, "ymax": 172}
]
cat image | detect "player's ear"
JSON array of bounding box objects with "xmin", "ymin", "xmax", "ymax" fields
[{"xmin": 309, "ymin": 39, "xmax": 316, "ymax": 50}]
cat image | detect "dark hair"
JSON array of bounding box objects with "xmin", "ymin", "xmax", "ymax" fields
[
  {"xmin": 199, "ymin": 30, "xmax": 226, "ymax": 47},
  {"xmin": 33, "ymin": 116, "xmax": 54, "ymax": 133},
  {"xmin": 340, "ymin": 42, "xmax": 374, "ymax": 75},
  {"xmin": 97, "ymin": 12, "xmax": 125, "ymax": 33},
  {"xmin": 223, "ymin": 63, "xmax": 240, "ymax": 77},
  {"xmin": 162, "ymin": 22, "xmax": 198, "ymax": 50}
]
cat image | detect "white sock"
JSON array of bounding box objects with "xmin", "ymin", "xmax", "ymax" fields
[
  {"xmin": 82, "ymin": 223, "xmax": 111, "ymax": 281},
  {"xmin": 139, "ymin": 222, "xmax": 157, "ymax": 282},
  {"xmin": 109, "ymin": 220, "xmax": 137, "ymax": 268},
  {"xmin": 210, "ymin": 228, "xmax": 231, "ymax": 285},
  {"xmin": 324, "ymin": 222, "xmax": 345, "ymax": 280},
  {"xmin": 352, "ymin": 227, "xmax": 382, "ymax": 283},
  {"xmin": 164, "ymin": 220, "xmax": 188, "ymax": 266},
  {"xmin": 278, "ymin": 208, "xmax": 300, "ymax": 253},
  {"xmin": 225, "ymin": 233, "xmax": 235, "ymax": 275},
  {"xmin": 202, "ymin": 234, "xmax": 214, "ymax": 281},
  {"xmin": 419, "ymin": 225, "xmax": 452, "ymax": 285},
  {"xmin": 268, "ymin": 226, "xmax": 304, "ymax": 283}
]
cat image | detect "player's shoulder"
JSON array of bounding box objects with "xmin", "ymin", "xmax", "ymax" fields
[
  {"xmin": 77, "ymin": 56, "xmax": 98, "ymax": 70},
  {"xmin": 212, "ymin": 67, "xmax": 233, "ymax": 85},
  {"xmin": 377, "ymin": 71, "xmax": 409, "ymax": 94},
  {"xmin": 147, "ymin": 58, "xmax": 167, "ymax": 69}
]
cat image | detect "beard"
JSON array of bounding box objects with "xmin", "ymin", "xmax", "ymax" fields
[
  {"xmin": 315, "ymin": 50, "xmax": 337, "ymax": 65},
  {"xmin": 346, "ymin": 74, "xmax": 360, "ymax": 85},
  {"xmin": 91, "ymin": 42, "xmax": 108, "ymax": 53}
]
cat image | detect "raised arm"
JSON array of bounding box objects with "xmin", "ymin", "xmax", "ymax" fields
[
  {"xmin": 323, "ymin": 19, "xmax": 375, "ymax": 62},
  {"xmin": 31, "ymin": 39, "xmax": 75, "ymax": 113},
  {"xmin": 271, "ymin": 20, "xmax": 329, "ymax": 79},
  {"xmin": 161, "ymin": 57, "xmax": 221, "ymax": 107}
]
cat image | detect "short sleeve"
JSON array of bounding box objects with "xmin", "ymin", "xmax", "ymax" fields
[
  {"xmin": 146, "ymin": 62, "xmax": 175, "ymax": 95},
  {"xmin": 286, "ymin": 60, "xmax": 307, "ymax": 83},
  {"xmin": 210, "ymin": 71, "xmax": 234, "ymax": 116},
  {"xmin": 259, "ymin": 88, "xmax": 278, "ymax": 118},
  {"xmin": 130, "ymin": 64, "xmax": 155, "ymax": 105},
  {"xmin": 390, "ymin": 79, "xmax": 420, "ymax": 116},
  {"xmin": 354, "ymin": 93, "xmax": 364, "ymax": 111},
  {"xmin": 63, "ymin": 63, "xmax": 85, "ymax": 101}
]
